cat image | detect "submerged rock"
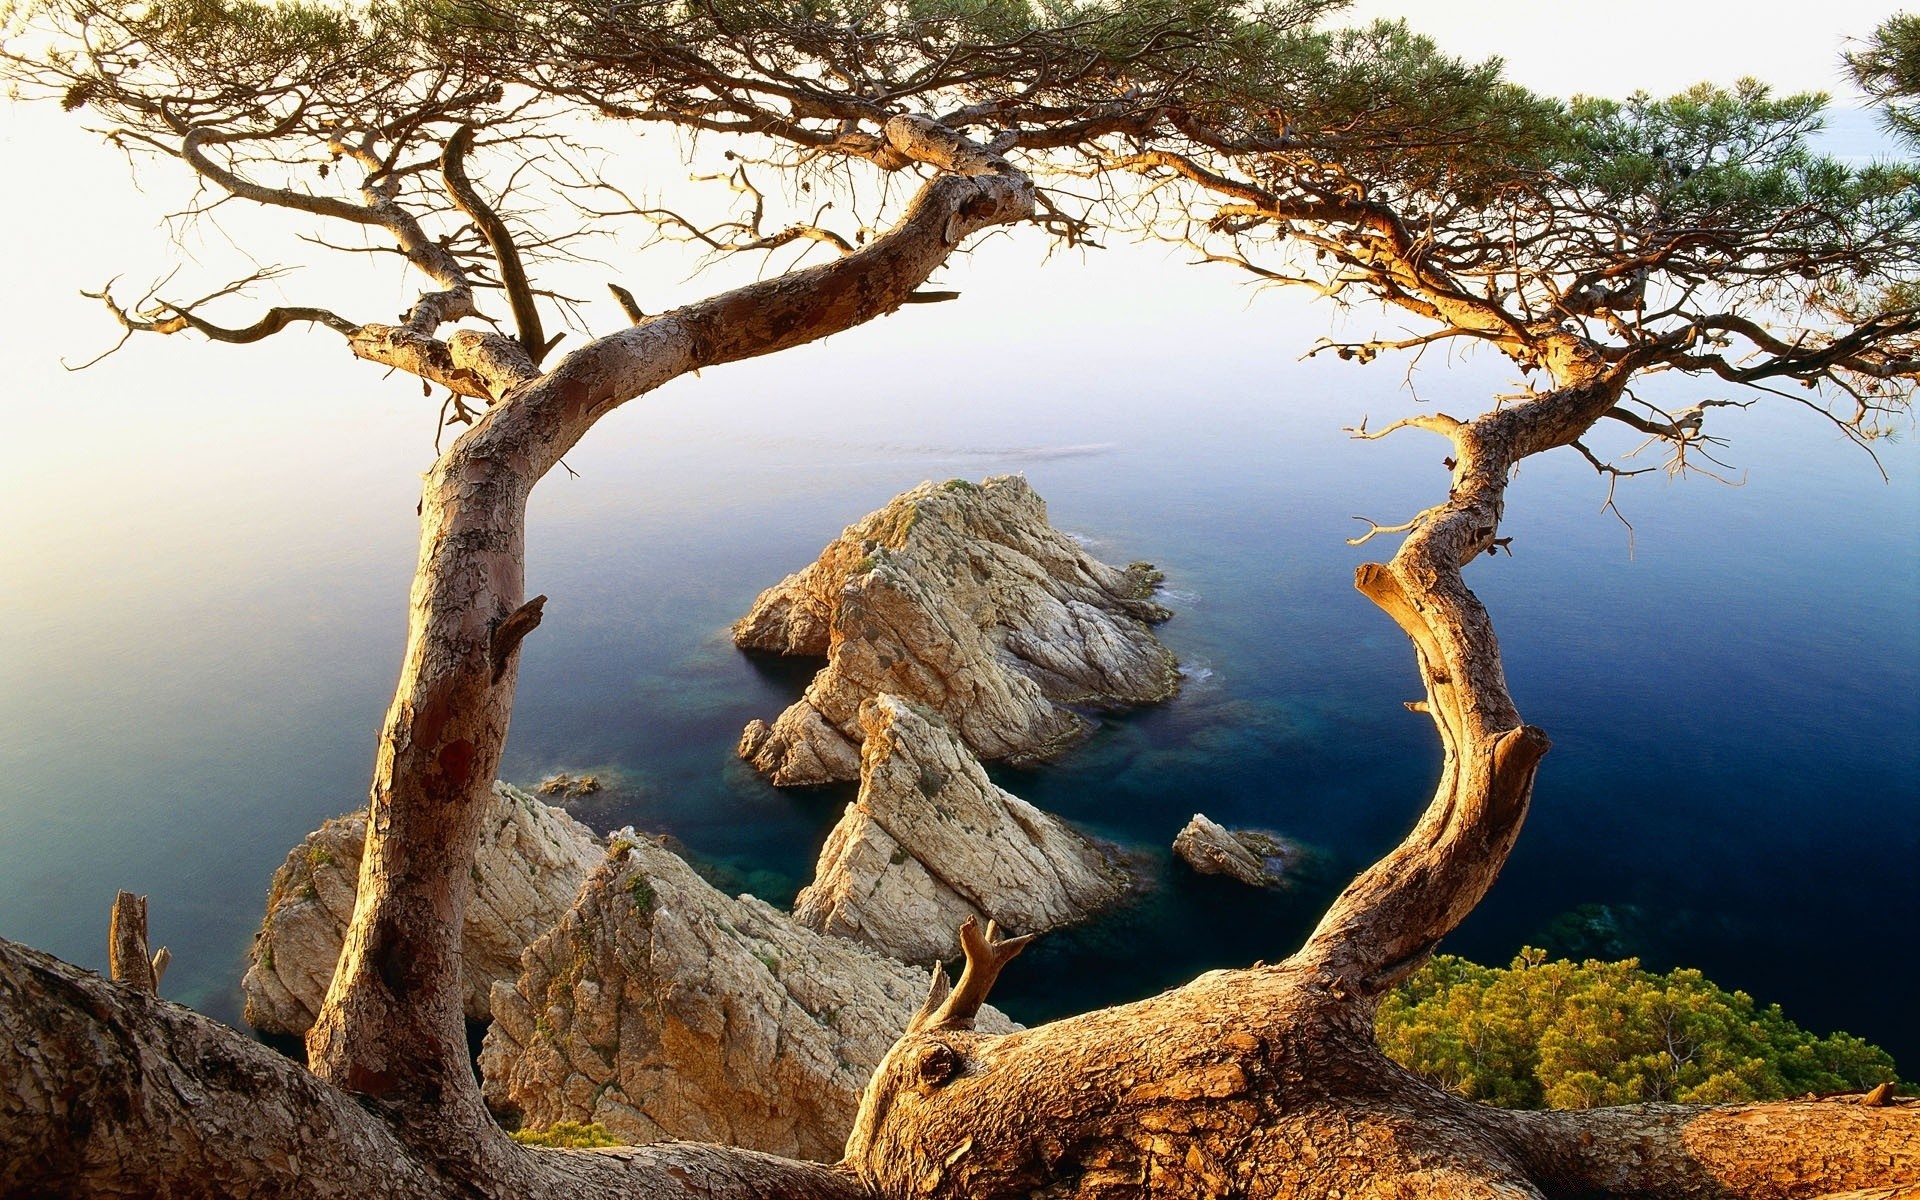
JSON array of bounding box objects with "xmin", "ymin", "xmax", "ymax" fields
[
  {"xmin": 1172, "ymin": 813, "xmax": 1296, "ymax": 889},
  {"xmin": 734, "ymin": 475, "xmax": 1177, "ymax": 785},
  {"xmin": 480, "ymin": 831, "xmax": 1015, "ymax": 1161},
  {"xmin": 242, "ymin": 782, "xmax": 602, "ymax": 1036},
  {"xmin": 537, "ymin": 771, "xmax": 602, "ymax": 799},
  {"xmin": 794, "ymin": 695, "xmax": 1130, "ymax": 963}
]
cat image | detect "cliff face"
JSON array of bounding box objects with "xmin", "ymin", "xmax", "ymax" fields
[
  {"xmin": 794, "ymin": 695, "xmax": 1129, "ymax": 963},
  {"xmin": 479, "ymin": 832, "xmax": 1016, "ymax": 1161},
  {"xmin": 734, "ymin": 476, "xmax": 1177, "ymax": 786},
  {"xmin": 242, "ymin": 782, "xmax": 603, "ymax": 1036}
]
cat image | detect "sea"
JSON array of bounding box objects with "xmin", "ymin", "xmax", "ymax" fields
[{"xmin": 1, "ymin": 110, "xmax": 1914, "ymax": 1073}]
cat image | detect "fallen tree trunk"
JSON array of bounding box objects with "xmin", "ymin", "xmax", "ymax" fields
[
  {"xmin": 0, "ymin": 938, "xmax": 864, "ymax": 1200},
  {"xmin": 837, "ymin": 373, "xmax": 1920, "ymax": 1198},
  {"xmin": 843, "ymin": 945, "xmax": 1919, "ymax": 1199}
]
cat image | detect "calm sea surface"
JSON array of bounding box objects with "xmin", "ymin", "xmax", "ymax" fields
[{"xmin": 2, "ymin": 113, "xmax": 1915, "ymax": 1073}]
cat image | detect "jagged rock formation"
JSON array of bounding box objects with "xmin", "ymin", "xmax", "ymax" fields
[
  {"xmin": 479, "ymin": 832, "xmax": 1015, "ymax": 1161},
  {"xmin": 243, "ymin": 781, "xmax": 602, "ymax": 1036},
  {"xmin": 794, "ymin": 695, "xmax": 1129, "ymax": 963},
  {"xmin": 1172, "ymin": 813, "xmax": 1296, "ymax": 889},
  {"xmin": 735, "ymin": 476, "xmax": 1177, "ymax": 786}
]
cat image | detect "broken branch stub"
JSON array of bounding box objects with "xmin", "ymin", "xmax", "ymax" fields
[
  {"xmin": 108, "ymin": 890, "xmax": 161, "ymax": 995},
  {"xmin": 910, "ymin": 917, "xmax": 1034, "ymax": 1034}
]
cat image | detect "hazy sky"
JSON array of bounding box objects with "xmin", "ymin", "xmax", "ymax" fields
[
  {"xmin": 0, "ymin": 3, "xmax": 1906, "ymax": 485},
  {"xmin": 1346, "ymin": 2, "xmax": 1900, "ymax": 98}
]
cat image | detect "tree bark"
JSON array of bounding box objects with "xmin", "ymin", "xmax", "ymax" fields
[
  {"xmin": 845, "ymin": 954, "xmax": 1918, "ymax": 1199},
  {"xmin": 839, "ymin": 372, "xmax": 1920, "ymax": 1198},
  {"xmin": 7, "ymin": 110, "xmax": 1914, "ymax": 1200},
  {"xmin": 0, "ymin": 938, "xmax": 866, "ymax": 1200},
  {"xmin": 293, "ymin": 115, "xmax": 1034, "ymax": 1184},
  {"xmin": 107, "ymin": 890, "xmax": 159, "ymax": 995}
]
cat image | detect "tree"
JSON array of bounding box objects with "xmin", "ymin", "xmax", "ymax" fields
[
  {"xmin": 1, "ymin": 4, "xmax": 1917, "ymax": 1200},
  {"xmin": 830, "ymin": 21, "xmax": 1919, "ymax": 1196},
  {"xmin": 1850, "ymin": 12, "xmax": 1920, "ymax": 149}
]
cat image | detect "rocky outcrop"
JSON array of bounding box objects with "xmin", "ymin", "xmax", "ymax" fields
[
  {"xmin": 242, "ymin": 782, "xmax": 602, "ymax": 1036},
  {"xmin": 479, "ymin": 832, "xmax": 1015, "ymax": 1161},
  {"xmin": 1172, "ymin": 813, "xmax": 1296, "ymax": 889},
  {"xmin": 794, "ymin": 695, "xmax": 1129, "ymax": 964},
  {"xmin": 734, "ymin": 476, "xmax": 1178, "ymax": 786}
]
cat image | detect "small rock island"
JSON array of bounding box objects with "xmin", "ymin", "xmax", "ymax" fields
[
  {"xmin": 1172, "ymin": 813, "xmax": 1298, "ymax": 889},
  {"xmin": 793, "ymin": 695, "xmax": 1130, "ymax": 963},
  {"xmin": 734, "ymin": 475, "xmax": 1178, "ymax": 786}
]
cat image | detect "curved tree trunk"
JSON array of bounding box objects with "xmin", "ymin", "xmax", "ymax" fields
[
  {"xmin": 0, "ymin": 116, "xmax": 1032, "ymax": 1200},
  {"xmin": 5, "ymin": 126, "xmax": 1914, "ymax": 1194},
  {"xmin": 840, "ymin": 373, "xmax": 1920, "ymax": 1198}
]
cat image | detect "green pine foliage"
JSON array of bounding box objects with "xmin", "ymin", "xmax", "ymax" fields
[
  {"xmin": 1850, "ymin": 12, "xmax": 1920, "ymax": 149},
  {"xmin": 1377, "ymin": 950, "xmax": 1902, "ymax": 1110}
]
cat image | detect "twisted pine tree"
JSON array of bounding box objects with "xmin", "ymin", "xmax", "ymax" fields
[{"xmin": 1, "ymin": 4, "xmax": 1916, "ymax": 1198}]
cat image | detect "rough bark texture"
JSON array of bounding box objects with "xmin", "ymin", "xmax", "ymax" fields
[
  {"xmin": 846, "ymin": 959, "xmax": 1920, "ymax": 1200},
  {"xmin": 837, "ymin": 370, "xmax": 1920, "ymax": 1198},
  {"xmin": 244, "ymin": 781, "xmax": 603, "ymax": 1035},
  {"xmin": 478, "ymin": 833, "xmax": 1015, "ymax": 1160},
  {"xmin": 107, "ymin": 890, "xmax": 160, "ymax": 994},
  {"xmin": 735, "ymin": 475, "xmax": 1177, "ymax": 785},
  {"xmin": 2, "ymin": 939, "xmax": 450, "ymax": 1200},
  {"xmin": 292, "ymin": 118, "xmax": 1035, "ymax": 1181},
  {"xmin": 794, "ymin": 694, "xmax": 1130, "ymax": 963},
  {"xmin": 1, "ymin": 933, "xmax": 871, "ymax": 1199}
]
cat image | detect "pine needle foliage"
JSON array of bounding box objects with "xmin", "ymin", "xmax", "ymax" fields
[{"xmin": 1378, "ymin": 951, "xmax": 1903, "ymax": 1110}]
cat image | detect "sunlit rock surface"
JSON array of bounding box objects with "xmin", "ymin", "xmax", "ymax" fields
[
  {"xmin": 794, "ymin": 695, "xmax": 1130, "ymax": 963},
  {"xmin": 241, "ymin": 782, "xmax": 602, "ymax": 1036},
  {"xmin": 734, "ymin": 475, "xmax": 1177, "ymax": 785},
  {"xmin": 479, "ymin": 832, "xmax": 1014, "ymax": 1160},
  {"xmin": 1172, "ymin": 813, "xmax": 1296, "ymax": 889}
]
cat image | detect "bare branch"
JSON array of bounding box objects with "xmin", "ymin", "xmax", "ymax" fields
[
  {"xmin": 1345, "ymin": 412, "xmax": 1464, "ymax": 441},
  {"xmin": 443, "ymin": 124, "xmax": 549, "ymax": 363},
  {"xmin": 1345, "ymin": 508, "xmax": 1442, "ymax": 546},
  {"xmin": 908, "ymin": 917, "xmax": 1035, "ymax": 1034},
  {"xmin": 608, "ymin": 283, "xmax": 647, "ymax": 324},
  {"xmin": 72, "ymin": 275, "xmax": 361, "ymax": 364}
]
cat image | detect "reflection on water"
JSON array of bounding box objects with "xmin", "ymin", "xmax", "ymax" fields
[{"xmin": 2, "ymin": 262, "xmax": 1915, "ymax": 1073}]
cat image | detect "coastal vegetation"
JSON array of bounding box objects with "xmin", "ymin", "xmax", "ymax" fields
[
  {"xmin": 1379, "ymin": 952, "xmax": 1903, "ymax": 1110},
  {"xmin": 0, "ymin": 1, "xmax": 1915, "ymax": 1197}
]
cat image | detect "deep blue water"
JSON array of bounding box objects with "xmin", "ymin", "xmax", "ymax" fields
[{"xmin": 2, "ymin": 236, "xmax": 1915, "ymax": 1075}]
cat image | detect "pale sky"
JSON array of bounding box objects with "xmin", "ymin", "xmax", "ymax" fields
[
  {"xmin": 1345, "ymin": 2, "xmax": 1902, "ymax": 98},
  {"xmin": 0, "ymin": 1, "xmax": 1906, "ymax": 485}
]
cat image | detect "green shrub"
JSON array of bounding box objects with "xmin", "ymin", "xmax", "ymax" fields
[
  {"xmin": 1377, "ymin": 950, "xmax": 1901, "ymax": 1108},
  {"xmin": 510, "ymin": 1120, "xmax": 622, "ymax": 1148}
]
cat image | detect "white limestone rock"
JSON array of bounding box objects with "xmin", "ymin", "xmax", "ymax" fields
[
  {"xmin": 734, "ymin": 475, "xmax": 1177, "ymax": 785},
  {"xmin": 793, "ymin": 695, "xmax": 1130, "ymax": 963},
  {"xmin": 1172, "ymin": 813, "xmax": 1296, "ymax": 889},
  {"xmin": 479, "ymin": 831, "xmax": 1015, "ymax": 1160},
  {"xmin": 242, "ymin": 781, "xmax": 602, "ymax": 1036}
]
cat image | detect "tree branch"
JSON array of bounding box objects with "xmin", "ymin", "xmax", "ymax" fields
[
  {"xmin": 443, "ymin": 125, "xmax": 549, "ymax": 364},
  {"xmin": 910, "ymin": 917, "xmax": 1035, "ymax": 1035}
]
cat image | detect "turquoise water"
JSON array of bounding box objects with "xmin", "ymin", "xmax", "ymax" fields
[{"xmin": 2, "ymin": 221, "xmax": 1914, "ymax": 1074}]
